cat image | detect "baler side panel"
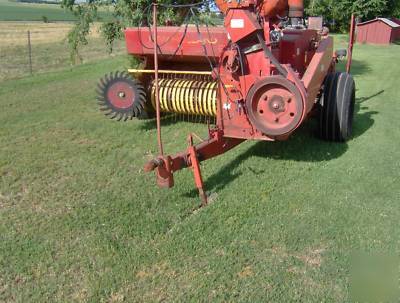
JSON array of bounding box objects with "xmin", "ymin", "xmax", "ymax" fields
[
  {"xmin": 279, "ymin": 29, "xmax": 319, "ymax": 76},
  {"xmin": 124, "ymin": 27, "xmax": 228, "ymax": 62},
  {"xmin": 302, "ymin": 37, "xmax": 334, "ymax": 114}
]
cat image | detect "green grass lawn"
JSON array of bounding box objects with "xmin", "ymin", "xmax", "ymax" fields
[
  {"xmin": 0, "ymin": 0, "xmax": 111, "ymax": 21},
  {"xmin": 0, "ymin": 41, "xmax": 399, "ymax": 302}
]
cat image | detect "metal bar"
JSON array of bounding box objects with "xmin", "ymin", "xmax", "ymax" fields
[
  {"xmin": 346, "ymin": 14, "xmax": 356, "ymax": 74},
  {"xmin": 188, "ymin": 135, "xmax": 208, "ymax": 206},
  {"xmin": 144, "ymin": 131, "xmax": 244, "ymax": 190},
  {"xmin": 128, "ymin": 69, "xmax": 212, "ymax": 75},
  {"xmin": 302, "ymin": 37, "xmax": 334, "ymax": 113},
  {"xmin": 153, "ymin": 2, "xmax": 164, "ymax": 156}
]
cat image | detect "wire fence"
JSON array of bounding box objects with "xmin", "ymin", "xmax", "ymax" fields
[{"xmin": 0, "ymin": 23, "xmax": 125, "ymax": 81}]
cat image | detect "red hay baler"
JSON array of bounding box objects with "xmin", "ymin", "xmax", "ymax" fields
[{"xmin": 96, "ymin": 0, "xmax": 356, "ymax": 206}]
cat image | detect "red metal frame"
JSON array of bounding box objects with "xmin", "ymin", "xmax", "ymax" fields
[
  {"xmin": 125, "ymin": 27, "xmax": 228, "ymax": 63},
  {"xmin": 153, "ymin": 3, "xmax": 164, "ymax": 156},
  {"xmin": 347, "ymin": 14, "xmax": 356, "ymax": 73},
  {"xmin": 144, "ymin": 129, "xmax": 243, "ymax": 185},
  {"xmin": 135, "ymin": 1, "xmax": 341, "ymax": 204}
]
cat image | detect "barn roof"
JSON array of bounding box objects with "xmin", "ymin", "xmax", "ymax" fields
[{"xmin": 358, "ymin": 18, "xmax": 400, "ymax": 28}]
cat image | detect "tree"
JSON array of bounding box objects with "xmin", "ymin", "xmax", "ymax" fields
[{"xmin": 306, "ymin": 0, "xmax": 400, "ymax": 32}]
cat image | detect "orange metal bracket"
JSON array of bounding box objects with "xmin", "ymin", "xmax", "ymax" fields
[
  {"xmin": 347, "ymin": 14, "xmax": 356, "ymax": 73},
  {"xmin": 188, "ymin": 134, "xmax": 208, "ymax": 207}
]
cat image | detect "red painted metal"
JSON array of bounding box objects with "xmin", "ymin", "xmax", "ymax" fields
[
  {"xmin": 125, "ymin": 27, "xmax": 228, "ymax": 63},
  {"xmin": 215, "ymin": 0, "xmax": 256, "ymax": 16},
  {"xmin": 224, "ymin": 9, "xmax": 261, "ymax": 43},
  {"xmin": 288, "ymin": 0, "xmax": 304, "ymax": 18},
  {"xmin": 124, "ymin": 0, "xmax": 348, "ymax": 203},
  {"xmin": 300, "ymin": 37, "xmax": 334, "ymax": 121},
  {"xmin": 188, "ymin": 134, "xmax": 208, "ymax": 206},
  {"xmin": 259, "ymin": 0, "xmax": 288, "ymax": 19},
  {"xmin": 245, "ymin": 76, "xmax": 304, "ymax": 137},
  {"xmin": 390, "ymin": 18, "xmax": 400, "ymax": 42},
  {"xmin": 357, "ymin": 18, "xmax": 400, "ymax": 45},
  {"xmin": 279, "ymin": 29, "xmax": 319, "ymax": 75},
  {"xmin": 153, "ymin": 3, "xmax": 164, "ymax": 156},
  {"xmin": 144, "ymin": 129, "xmax": 244, "ymax": 189},
  {"xmin": 107, "ymin": 82, "xmax": 135, "ymax": 109},
  {"xmin": 215, "ymin": 0, "xmax": 304, "ymax": 21},
  {"xmin": 347, "ymin": 14, "xmax": 356, "ymax": 73}
]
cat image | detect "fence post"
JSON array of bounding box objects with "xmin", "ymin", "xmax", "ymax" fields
[{"xmin": 27, "ymin": 30, "xmax": 33, "ymax": 75}]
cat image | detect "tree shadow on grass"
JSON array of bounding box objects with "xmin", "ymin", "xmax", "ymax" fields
[{"xmin": 183, "ymin": 90, "xmax": 380, "ymax": 197}]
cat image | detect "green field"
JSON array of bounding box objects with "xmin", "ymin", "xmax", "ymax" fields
[
  {"xmin": 0, "ymin": 41, "xmax": 399, "ymax": 302},
  {"xmin": 0, "ymin": 37, "xmax": 125, "ymax": 81},
  {"xmin": 0, "ymin": 0, "xmax": 111, "ymax": 21}
]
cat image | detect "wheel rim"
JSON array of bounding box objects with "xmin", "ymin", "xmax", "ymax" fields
[
  {"xmin": 107, "ymin": 82, "xmax": 135, "ymax": 109},
  {"xmin": 96, "ymin": 71, "xmax": 146, "ymax": 121}
]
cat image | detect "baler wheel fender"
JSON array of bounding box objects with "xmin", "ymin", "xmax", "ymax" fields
[
  {"xmin": 318, "ymin": 72, "xmax": 356, "ymax": 142},
  {"xmin": 96, "ymin": 71, "xmax": 147, "ymax": 121}
]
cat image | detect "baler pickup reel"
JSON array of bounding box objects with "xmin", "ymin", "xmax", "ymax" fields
[{"xmin": 96, "ymin": 0, "xmax": 357, "ymax": 206}]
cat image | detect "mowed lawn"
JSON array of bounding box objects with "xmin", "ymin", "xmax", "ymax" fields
[{"xmin": 0, "ymin": 42, "xmax": 399, "ymax": 302}]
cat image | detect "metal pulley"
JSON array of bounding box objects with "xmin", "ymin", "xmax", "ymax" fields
[{"xmin": 246, "ymin": 76, "xmax": 304, "ymax": 136}]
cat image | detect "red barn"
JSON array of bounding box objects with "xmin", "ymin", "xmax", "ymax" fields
[{"xmin": 357, "ymin": 18, "xmax": 400, "ymax": 45}]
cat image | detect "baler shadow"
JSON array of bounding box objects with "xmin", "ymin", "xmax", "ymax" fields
[
  {"xmin": 349, "ymin": 59, "xmax": 371, "ymax": 76},
  {"xmin": 183, "ymin": 92, "xmax": 379, "ymax": 197},
  {"xmin": 337, "ymin": 59, "xmax": 371, "ymax": 76},
  {"xmin": 351, "ymin": 90, "xmax": 381, "ymax": 138},
  {"xmin": 357, "ymin": 90, "xmax": 384, "ymax": 103},
  {"xmin": 185, "ymin": 129, "xmax": 348, "ymax": 196},
  {"xmin": 139, "ymin": 114, "xmax": 215, "ymax": 130}
]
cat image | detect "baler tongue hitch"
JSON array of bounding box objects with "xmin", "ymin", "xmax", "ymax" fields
[
  {"xmin": 143, "ymin": 158, "xmax": 163, "ymax": 173},
  {"xmin": 96, "ymin": 0, "xmax": 357, "ymax": 206}
]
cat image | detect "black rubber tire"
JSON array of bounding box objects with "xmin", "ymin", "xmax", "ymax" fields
[{"xmin": 319, "ymin": 72, "xmax": 356, "ymax": 142}]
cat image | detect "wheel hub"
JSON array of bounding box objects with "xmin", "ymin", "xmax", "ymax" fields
[
  {"xmin": 107, "ymin": 82, "xmax": 135, "ymax": 109},
  {"xmin": 267, "ymin": 95, "xmax": 286, "ymax": 113},
  {"xmin": 97, "ymin": 71, "xmax": 146, "ymax": 121}
]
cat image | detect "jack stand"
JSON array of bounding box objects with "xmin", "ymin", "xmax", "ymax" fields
[{"xmin": 188, "ymin": 134, "xmax": 208, "ymax": 207}]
